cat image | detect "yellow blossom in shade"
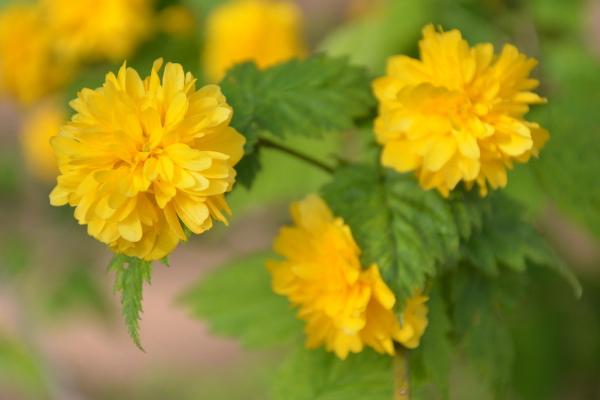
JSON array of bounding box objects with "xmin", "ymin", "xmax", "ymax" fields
[
  {"xmin": 158, "ymin": 5, "xmax": 196, "ymax": 37},
  {"xmin": 203, "ymin": 0, "xmax": 306, "ymax": 82},
  {"xmin": 21, "ymin": 104, "xmax": 64, "ymax": 182},
  {"xmin": 41, "ymin": 0, "xmax": 153, "ymax": 61},
  {"xmin": 373, "ymin": 24, "xmax": 549, "ymax": 197},
  {"xmin": 267, "ymin": 195, "xmax": 428, "ymax": 359},
  {"xmin": 0, "ymin": 5, "xmax": 71, "ymax": 104},
  {"xmin": 49, "ymin": 59, "xmax": 246, "ymax": 261}
]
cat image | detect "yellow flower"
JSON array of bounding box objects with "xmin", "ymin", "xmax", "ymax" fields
[
  {"xmin": 373, "ymin": 24, "xmax": 549, "ymax": 196},
  {"xmin": 0, "ymin": 5, "xmax": 71, "ymax": 104},
  {"xmin": 158, "ymin": 5, "xmax": 196, "ymax": 37},
  {"xmin": 50, "ymin": 59, "xmax": 246, "ymax": 261},
  {"xmin": 41, "ymin": 0, "xmax": 153, "ymax": 61},
  {"xmin": 267, "ymin": 195, "xmax": 428, "ymax": 359},
  {"xmin": 21, "ymin": 104, "xmax": 64, "ymax": 182},
  {"xmin": 203, "ymin": 0, "xmax": 306, "ymax": 82}
]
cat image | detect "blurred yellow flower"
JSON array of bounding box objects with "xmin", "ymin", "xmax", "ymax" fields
[
  {"xmin": 42, "ymin": 0, "xmax": 153, "ymax": 61},
  {"xmin": 0, "ymin": 5, "xmax": 71, "ymax": 104},
  {"xmin": 158, "ymin": 5, "xmax": 196, "ymax": 37},
  {"xmin": 373, "ymin": 25, "xmax": 549, "ymax": 196},
  {"xmin": 203, "ymin": 0, "xmax": 306, "ymax": 82},
  {"xmin": 50, "ymin": 59, "xmax": 246, "ymax": 261},
  {"xmin": 21, "ymin": 104, "xmax": 64, "ymax": 182},
  {"xmin": 268, "ymin": 195, "xmax": 428, "ymax": 359}
]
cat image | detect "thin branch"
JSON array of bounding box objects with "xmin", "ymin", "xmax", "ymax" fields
[{"xmin": 256, "ymin": 137, "xmax": 336, "ymax": 174}]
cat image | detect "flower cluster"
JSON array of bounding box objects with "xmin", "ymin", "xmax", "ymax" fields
[
  {"xmin": 41, "ymin": 0, "xmax": 153, "ymax": 61},
  {"xmin": 373, "ymin": 24, "xmax": 549, "ymax": 196},
  {"xmin": 268, "ymin": 195, "xmax": 428, "ymax": 359},
  {"xmin": 50, "ymin": 59, "xmax": 245, "ymax": 261},
  {"xmin": 203, "ymin": 0, "xmax": 306, "ymax": 82},
  {"xmin": 0, "ymin": 0, "xmax": 154, "ymax": 104},
  {"xmin": 0, "ymin": 5, "xmax": 72, "ymax": 104}
]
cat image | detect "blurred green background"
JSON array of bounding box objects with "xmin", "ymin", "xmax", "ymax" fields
[{"xmin": 1, "ymin": 0, "xmax": 599, "ymax": 399}]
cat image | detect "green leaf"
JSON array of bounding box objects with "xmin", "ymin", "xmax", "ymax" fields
[
  {"xmin": 462, "ymin": 193, "xmax": 582, "ymax": 297},
  {"xmin": 109, "ymin": 254, "xmax": 152, "ymax": 350},
  {"xmin": 234, "ymin": 148, "xmax": 262, "ymax": 189},
  {"xmin": 321, "ymin": 165, "xmax": 473, "ymax": 303},
  {"xmin": 272, "ymin": 347, "xmax": 393, "ymax": 400},
  {"xmin": 410, "ymin": 283, "xmax": 452, "ymax": 399},
  {"xmin": 221, "ymin": 55, "xmax": 374, "ymax": 187},
  {"xmin": 449, "ymin": 270, "xmax": 517, "ymax": 395},
  {"xmin": 179, "ymin": 252, "xmax": 302, "ymax": 348}
]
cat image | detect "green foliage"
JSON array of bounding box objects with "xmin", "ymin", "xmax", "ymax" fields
[
  {"xmin": 411, "ymin": 283, "xmax": 452, "ymax": 398},
  {"xmin": 0, "ymin": 333, "xmax": 47, "ymax": 398},
  {"xmin": 449, "ymin": 270, "xmax": 517, "ymax": 395},
  {"xmin": 532, "ymin": 47, "xmax": 600, "ymax": 240},
  {"xmin": 228, "ymin": 134, "xmax": 336, "ymax": 216},
  {"xmin": 272, "ymin": 348, "xmax": 393, "ymax": 400},
  {"xmin": 220, "ymin": 55, "xmax": 374, "ymax": 187},
  {"xmin": 109, "ymin": 255, "xmax": 153, "ymax": 350},
  {"xmin": 462, "ymin": 193, "xmax": 582, "ymax": 296},
  {"xmin": 179, "ymin": 252, "xmax": 302, "ymax": 348},
  {"xmin": 320, "ymin": 0, "xmax": 432, "ymax": 73},
  {"xmin": 321, "ymin": 165, "xmax": 476, "ymax": 303},
  {"xmin": 46, "ymin": 263, "xmax": 111, "ymax": 318},
  {"xmin": 0, "ymin": 235, "xmax": 31, "ymax": 277}
]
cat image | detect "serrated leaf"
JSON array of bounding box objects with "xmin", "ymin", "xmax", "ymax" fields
[
  {"xmin": 179, "ymin": 252, "xmax": 302, "ymax": 348},
  {"xmin": 462, "ymin": 193, "xmax": 582, "ymax": 296},
  {"xmin": 321, "ymin": 165, "xmax": 471, "ymax": 303},
  {"xmin": 109, "ymin": 255, "xmax": 152, "ymax": 350},
  {"xmin": 272, "ymin": 347, "xmax": 392, "ymax": 400},
  {"xmin": 221, "ymin": 55, "xmax": 374, "ymax": 188},
  {"xmin": 410, "ymin": 283, "xmax": 452, "ymax": 399},
  {"xmin": 449, "ymin": 270, "xmax": 516, "ymax": 395}
]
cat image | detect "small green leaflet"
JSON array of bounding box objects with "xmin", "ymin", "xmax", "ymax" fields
[
  {"xmin": 178, "ymin": 252, "xmax": 302, "ymax": 348},
  {"xmin": 321, "ymin": 165, "xmax": 476, "ymax": 304},
  {"xmin": 220, "ymin": 55, "xmax": 374, "ymax": 188},
  {"xmin": 272, "ymin": 347, "xmax": 393, "ymax": 400},
  {"xmin": 109, "ymin": 254, "xmax": 152, "ymax": 350}
]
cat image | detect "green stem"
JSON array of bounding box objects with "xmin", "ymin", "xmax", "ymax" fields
[
  {"xmin": 256, "ymin": 137, "xmax": 335, "ymax": 174},
  {"xmin": 394, "ymin": 349, "xmax": 410, "ymax": 400}
]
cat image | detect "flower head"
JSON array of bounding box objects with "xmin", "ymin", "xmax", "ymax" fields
[
  {"xmin": 203, "ymin": 0, "xmax": 306, "ymax": 82},
  {"xmin": 268, "ymin": 195, "xmax": 428, "ymax": 359},
  {"xmin": 50, "ymin": 59, "xmax": 246, "ymax": 261},
  {"xmin": 0, "ymin": 5, "xmax": 72, "ymax": 104},
  {"xmin": 373, "ymin": 24, "xmax": 549, "ymax": 196},
  {"xmin": 21, "ymin": 104, "xmax": 64, "ymax": 181},
  {"xmin": 41, "ymin": 0, "xmax": 153, "ymax": 61}
]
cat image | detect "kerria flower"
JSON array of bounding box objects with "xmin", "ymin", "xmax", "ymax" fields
[
  {"xmin": 21, "ymin": 104, "xmax": 64, "ymax": 181},
  {"xmin": 267, "ymin": 195, "xmax": 428, "ymax": 359},
  {"xmin": 203, "ymin": 0, "xmax": 306, "ymax": 82},
  {"xmin": 0, "ymin": 5, "xmax": 72, "ymax": 104},
  {"xmin": 50, "ymin": 59, "xmax": 246, "ymax": 261},
  {"xmin": 41, "ymin": 0, "xmax": 153, "ymax": 61},
  {"xmin": 373, "ymin": 24, "xmax": 549, "ymax": 196}
]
